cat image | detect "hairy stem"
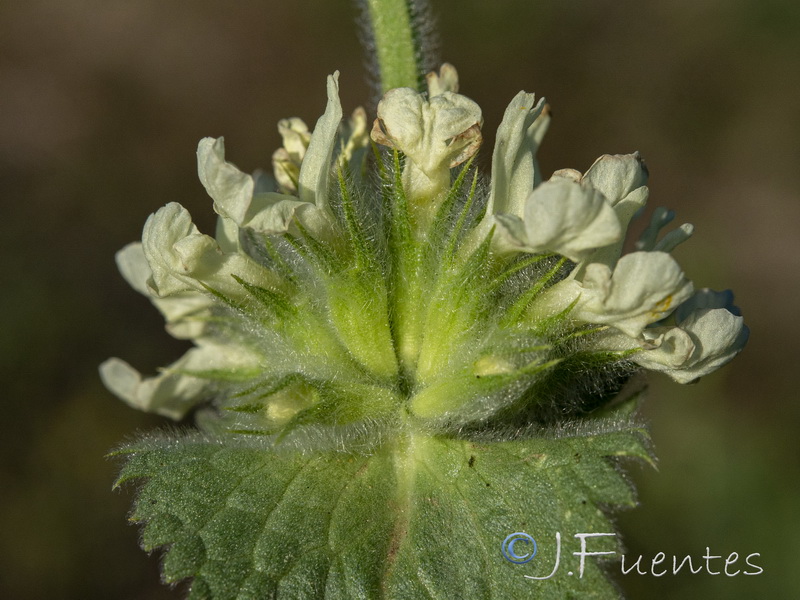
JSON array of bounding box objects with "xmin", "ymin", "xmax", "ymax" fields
[{"xmin": 363, "ymin": 0, "xmax": 425, "ymax": 92}]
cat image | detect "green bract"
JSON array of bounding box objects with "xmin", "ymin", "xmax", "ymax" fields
[{"xmin": 102, "ymin": 64, "xmax": 747, "ymax": 598}]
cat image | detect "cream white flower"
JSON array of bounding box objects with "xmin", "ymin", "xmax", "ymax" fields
[
  {"xmin": 542, "ymin": 251, "xmax": 694, "ymax": 338},
  {"xmin": 425, "ymin": 62, "xmax": 460, "ymax": 97},
  {"xmin": 371, "ymin": 86, "xmax": 483, "ymax": 201},
  {"xmin": 272, "ymin": 105, "xmax": 368, "ymax": 192},
  {"xmin": 272, "ymin": 117, "xmax": 311, "ymax": 195},
  {"xmin": 198, "ymin": 137, "xmax": 328, "ymax": 237},
  {"xmin": 337, "ymin": 106, "xmax": 369, "ymax": 173},
  {"xmin": 99, "ymin": 357, "xmax": 205, "ymax": 419},
  {"xmin": 634, "ymin": 307, "xmax": 748, "ymax": 383},
  {"xmin": 491, "ymin": 152, "xmax": 647, "ymax": 263},
  {"xmin": 103, "ymin": 229, "xmax": 269, "ymax": 419},
  {"xmin": 197, "ymin": 73, "xmax": 344, "ymax": 237},
  {"xmin": 487, "ymin": 91, "xmax": 549, "ymax": 218},
  {"xmin": 141, "ymin": 202, "xmax": 272, "ymax": 300},
  {"xmin": 577, "ymin": 252, "xmax": 693, "ymax": 337},
  {"xmin": 582, "ymin": 152, "xmax": 648, "ymax": 208},
  {"xmin": 494, "ymin": 177, "xmax": 622, "ymax": 261},
  {"xmin": 296, "ymin": 73, "xmax": 343, "ymax": 208},
  {"xmin": 597, "ymin": 290, "xmax": 749, "ymax": 383},
  {"xmin": 99, "ymin": 339, "xmax": 262, "ymax": 419},
  {"xmin": 116, "ymin": 242, "xmax": 212, "ymax": 339},
  {"xmin": 570, "ymin": 153, "xmax": 650, "ymax": 268},
  {"xmin": 513, "ymin": 146, "xmax": 698, "ymax": 344}
]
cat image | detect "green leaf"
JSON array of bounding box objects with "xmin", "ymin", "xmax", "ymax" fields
[{"xmin": 116, "ymin": 411, "xmax": 650, "ymax": 599}]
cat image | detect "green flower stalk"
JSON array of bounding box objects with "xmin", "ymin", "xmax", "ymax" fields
[{"xmin": 102, "ymin": 3, "xmax": 747, "ymax": 598}]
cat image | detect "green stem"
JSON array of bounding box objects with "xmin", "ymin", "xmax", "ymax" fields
[{"xmin": 364, "ymin": 0, "xmax": 424, "ymax": 92}]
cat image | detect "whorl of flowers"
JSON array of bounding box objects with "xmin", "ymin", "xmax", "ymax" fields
[{"xmin": 100, "ymin": 65, "xmax": 747, "ymax": 445}]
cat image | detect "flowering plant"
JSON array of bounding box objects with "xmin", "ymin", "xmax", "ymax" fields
[{"xmin": 102, "ymin": 1, "xmax": 747, "ymax": 597}]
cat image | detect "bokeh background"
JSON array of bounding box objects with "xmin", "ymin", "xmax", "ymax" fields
[{"xmin": 2, "ymin": 0, "xmax": 798, "ymax": 598}]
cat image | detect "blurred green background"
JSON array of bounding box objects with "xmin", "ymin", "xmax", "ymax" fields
[{"xmin": 1, "ymin": 0, "xmax": 798, "ymax": 598}]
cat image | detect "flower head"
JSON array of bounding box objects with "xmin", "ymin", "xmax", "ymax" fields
[{"xmin": 102, "ymin": 65, "xmax": 747, "ymax": 442}]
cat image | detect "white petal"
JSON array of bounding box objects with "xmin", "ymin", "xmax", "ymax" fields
[
  {"xmin": 612, "ymin": 185, "xmax": 648, "ymax": 228},
  {"xmin": 115, "ymin": 242, "xmax": 212, "ymax": 338},
  {"xmin": 488, "ymin": 91, "xmax": 548, "ymax": 217},
  {"xmin": 99, "ymin": 358, "xmax": 141, "ymax": 406},
  {"xmin": 551, "ymin": 168, "xmax": 582, "ymax": 183},
  {"xmin": 298, "ymin": 72, "xmax": 343, "ymax": 209},
  {"xmin": 371, "ymin": 87, "xmax": 482, "ymax": 199},
  {"xmin": 338, "ymin": 106, "xmax": 369, "ymax": 164},
  {"xmin": 116, "ymin": 242, "xmax": 152, "ymax": 296},
  {"xmin": 520, "ymin": 179, "xmax": 622, "ymax": 261},
  {"xmin": 630, "ymin": 326, "xmax": 696, "ymax": 371},
  {"xmin": 241, "ymin": 195, "xmax": 319, "ymax": 234},
  {"xmin": 675, "ymin": 288, "xmax": 741, "ymax": 322},
  {"xmin": 582, "ymin": 153, "xmax": 648, "ymax": 205},
  {"xmin": 179, "ymin": 338, "xmax": 263, "ymax": 374},
  {"xmin": 426, "ymin": 63, "xmax": 460, "ymax": 97},
  {"xmin": 158, "ymin": 295, "xmax": 214, "ymax": 339},
  {"xmin": 577, "ymin": 185, "xmax": 649, "ymax": 272},
  {"xmin": 99, "ymin": 341, "xmax": 261, "ymax": 419},
  {"xmin": 214, "ymin": 215, "xmax": 240, "ymax": 252},
  {"xmin": 272, "ymin": 147, "xmax": 300, "ymax": 195},
  {"xmin": 492, "ymin": 214, "xmax": 530, "ymax": 254},
  {"xmin": 277, "ymin": 117, "xmax": 311, "ymax": 161},
  {"xmin": 142, "ymin": 202, "xmax": 272, "ymax": 299},
  {"xmin": 588, "ymin": 325, "xmax": 695, "ymax": 367},
  {"xmin": 198, "ymin": 137, "xmax": 305, "ymax": 235},
  {"xmin": 141, "ymin": 202, "xmax": 200, "ymax": 296},
  {"xmin": 197, "ymin": 137, "xmax": 255, "ymax": 226},
  {"xmin": 634, "ymin": 308, "xmax": 748, "ymax": 383},
  {"xmin": 669, "ymin": 308, "xmax": 748, "ymax": 382},
  {"xmin": 99, "ymin": 357, "xmax": 205, "ymax": 420},
  {"xmin": 575, "ymin": 251, "xmax": 694, "ymax": 337}
]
